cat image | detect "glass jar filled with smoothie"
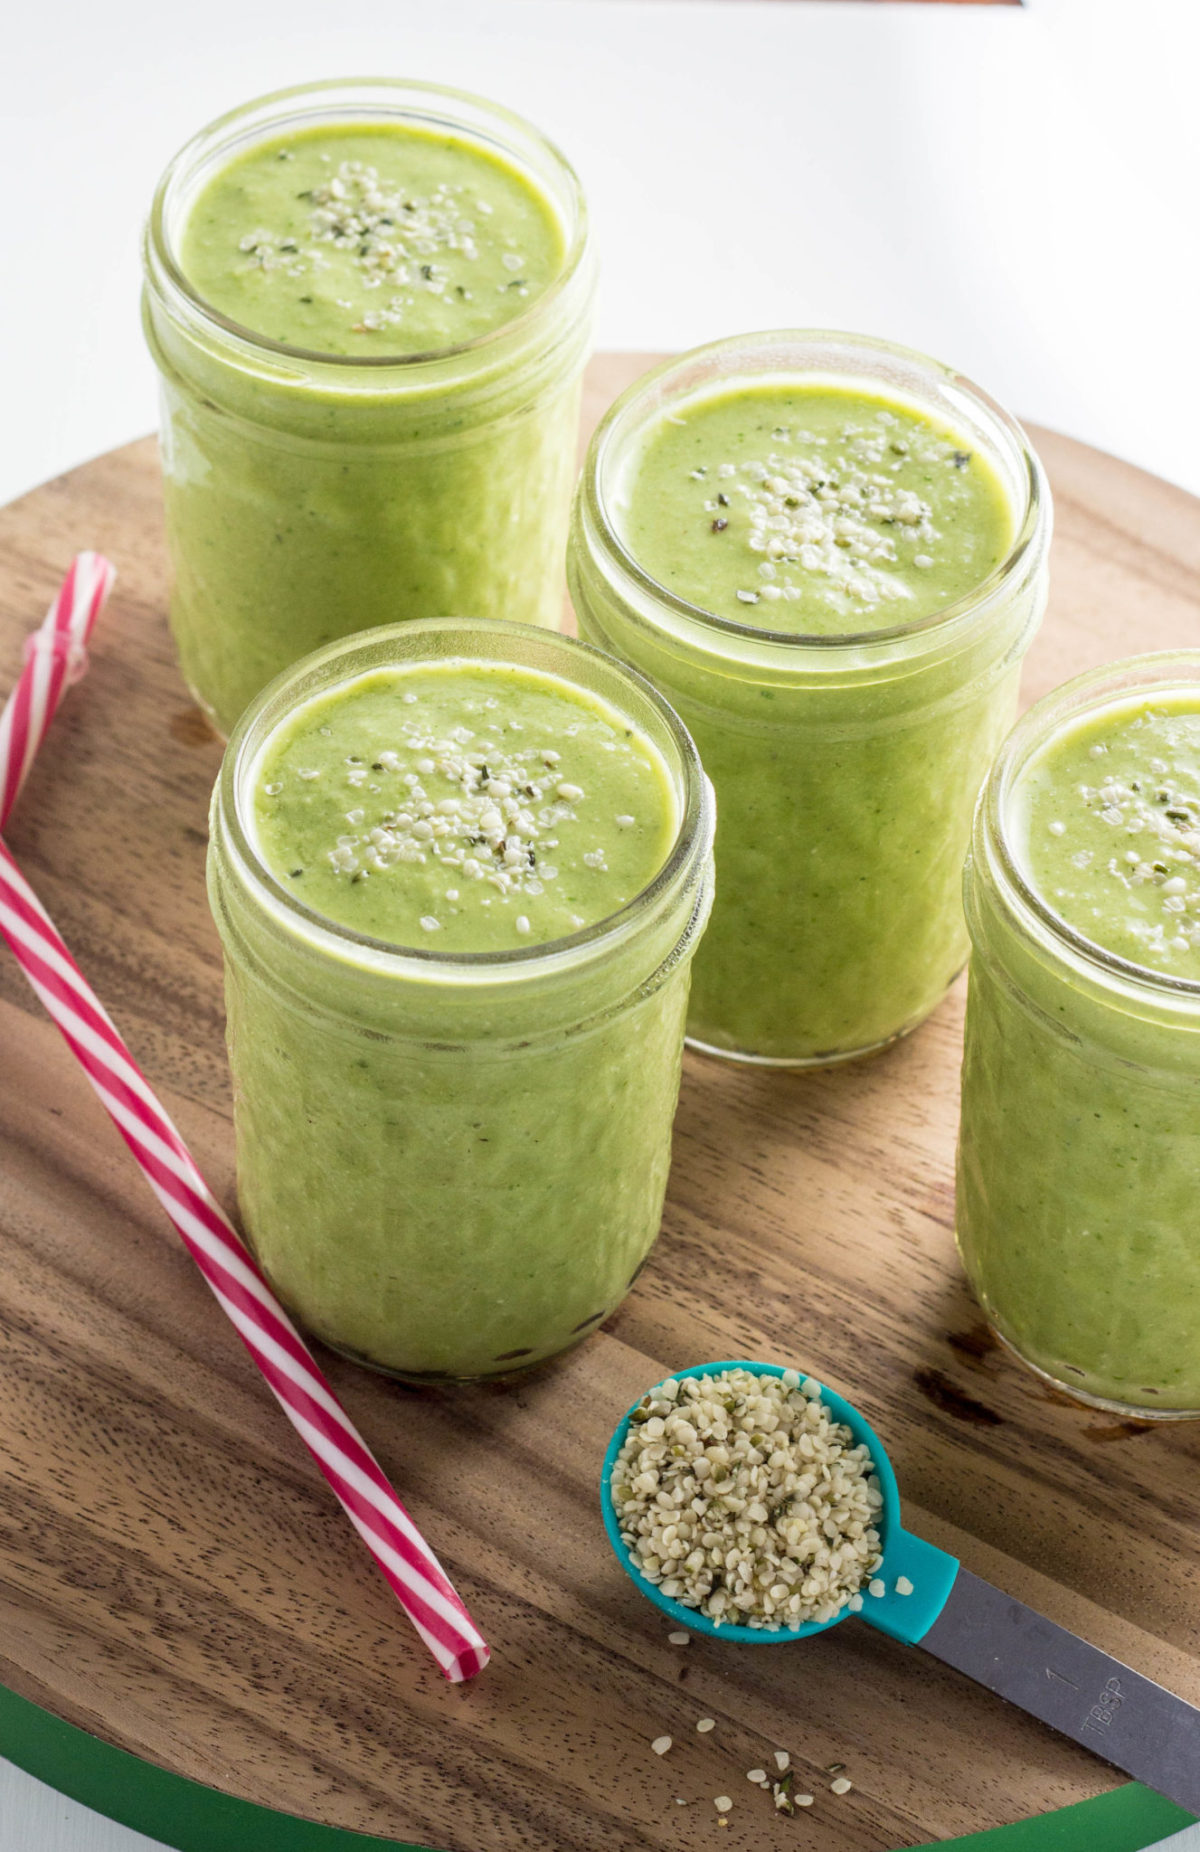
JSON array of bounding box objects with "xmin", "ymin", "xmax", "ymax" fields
[
  {"xmin": 144, "ymin": 80, "xmax": 596, "ymax": 735},
  {"xmin": 569, "ymin": 332, "xmax": 1051, "ymax": 1065},
  {"xmin": 959, "ymin": 654, "xmax": 1200, "ymax": 1418},
  {"xmin": 208, "ymin": 619, "xmax": 714, "ymax": 1382}
]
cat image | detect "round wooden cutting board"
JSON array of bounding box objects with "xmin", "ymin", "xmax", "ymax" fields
[{"xmin": 1, "ymin": 356, "xmax": 1199, "ymax": 1852}]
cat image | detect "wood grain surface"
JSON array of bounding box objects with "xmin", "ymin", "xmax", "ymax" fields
[{"xmin": 1, "ymin": 354, "xmax": 1198, "ymax": 1852}]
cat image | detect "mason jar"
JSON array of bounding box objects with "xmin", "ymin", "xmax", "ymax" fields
[
  {"xmin": 144, "ymin": 79, "xmax": 596, "ymax": 735},
  {"xmin": 958, "ymin": 654, "xmax": 1200, "ymax": 1418},
  {"xmin": 208, "ymin": 619, "xmax": 714, "ymax": 1383},
  {"xmin": 569, "ymin": 332, "xmax": 1051, "ymax": 1066}
]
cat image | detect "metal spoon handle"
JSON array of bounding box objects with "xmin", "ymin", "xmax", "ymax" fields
[{"xmin": 920, "ymin": 1568, "xmax": 1200, "ymax": 1815}]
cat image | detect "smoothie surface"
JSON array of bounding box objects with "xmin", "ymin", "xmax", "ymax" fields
[
  {"xmin": 252, "ymin": 661, "xmax": 678, "ymax": 950},
  {"xmin": 179, "ymin": 122, "xmax": 565, "ymax": 354},
  {"xmin": 1018, "ymin": 691, "xmax": 1200, "ymax": 976},
  {"xmin": 615, "ymin": 381, "xmax": 1016, "ymax": 634}
]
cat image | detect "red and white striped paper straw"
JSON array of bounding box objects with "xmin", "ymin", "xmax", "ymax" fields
[
  {"xmin": 0, "ymin": 558, "xmax": 489, "ymax": 1682},
  {"xmin": 0, "ymin": 551, "xmax": 114, "ymax": 830}
]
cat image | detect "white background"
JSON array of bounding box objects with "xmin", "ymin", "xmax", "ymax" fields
[
  {"xmin": 2, "ymin": 0, "xmax": 1200, "ymax": 507},
  {"xmin": 2, "ymin": 1, "xmax": 1200, "ymax": 1846}
]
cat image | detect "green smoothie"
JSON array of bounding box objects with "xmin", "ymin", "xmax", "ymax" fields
[
  {"xmin": 1019, "ymin": 698, "xmax": 1200, "ymax": 973},
  {"xmin": 958, "ymin": 666, "xmax": 1200, "ymax": 1415},
  {"xmin": 570, "ymin": 335, "xmax": 1048, "ymax": 1065},
  {"xmin": 209, "ymin": 622, "xmax": 714, "ymax": 1382},
  {"xmin": 252, "ymin": 661, "xmax": 677, "ymax": 950},
  {"xmin": 180, "ymin": 123, "xmax": 564, "ymax": 354},
  {"xmin": 619, "ymin": 383, "xmax": 1013, "ymax": 633},
  {"xmin": 144, "ymin": 81, "xmax": 595, "ymax": 734}
]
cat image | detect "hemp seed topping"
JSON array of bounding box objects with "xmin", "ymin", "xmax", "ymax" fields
[
  {"xmin": 1027, "ymin": 706, "xmax": 1200, "ymax": 972},
  {"xmin": 611, "ymin": 1367, "xmax": 883, "ymax": 1628},
  {"xmin": 622, "ymin": 389, "xmax": 1013, "ymax": 637},
  {"xmin": 281, "ymin": 720, "xmax": 588, "ymax": 931},
  {"xmin": 685, "ymin": 411, "xmax": 979, "ymax": 618},
  {"xmin": 220, "ymin": 148, "xmax": 544, "ymax": 343},
  {"xmin": 256, "ymin": 666, "xmax": 675, "ymax": 951}
]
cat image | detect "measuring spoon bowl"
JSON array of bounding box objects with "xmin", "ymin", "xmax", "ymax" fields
[{"xmin": 600, "ymin": 1359, "xmax": 957, "ymax": 1648}]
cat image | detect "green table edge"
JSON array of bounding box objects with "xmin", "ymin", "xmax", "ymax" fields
[{"xmin": 0, "ymin": 1681, "xmax": 1194, "ymax": 1852}]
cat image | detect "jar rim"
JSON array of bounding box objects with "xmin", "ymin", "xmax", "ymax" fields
[
  {"xmin": 146, "ymin": 76, "xmax": 591, "ymax": 373},
  {"xmin": 983, "ymin": 651, "xmax": 1200, "ymax": 1000},
  {"xmin": 582, "ymin": 329, "xmax": 1049, "ymax": 654},
  {"xmin": 218, "ymin": 617, "xmax": 714, "ymax": 984}
]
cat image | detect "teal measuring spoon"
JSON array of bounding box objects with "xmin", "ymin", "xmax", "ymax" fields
[{"xmin": 600, "ymin": 1360, "xmax": 1200, "ymax": 1815}]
